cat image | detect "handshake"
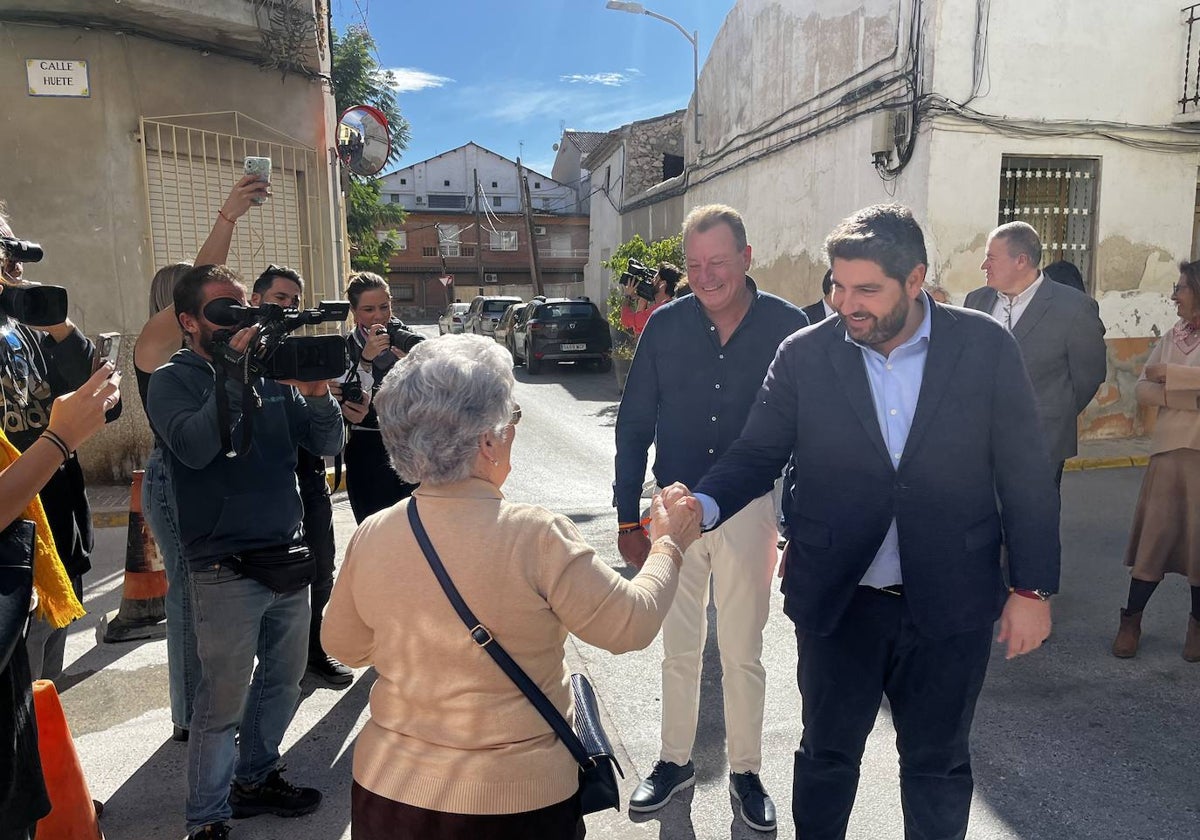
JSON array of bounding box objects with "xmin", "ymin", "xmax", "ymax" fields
[{"xmin": 618, "ymin": 482, "xmax": 702, "ymax": 569}]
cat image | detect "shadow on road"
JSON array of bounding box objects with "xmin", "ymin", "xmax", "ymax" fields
[{"xmin": 513, "ymin": 363, "xmax": 621, "ymax": 404}]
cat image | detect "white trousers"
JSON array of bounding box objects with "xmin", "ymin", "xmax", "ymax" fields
[{"xmin": 659, "ymin": 492, "xmax": 777, "ymax": 773}]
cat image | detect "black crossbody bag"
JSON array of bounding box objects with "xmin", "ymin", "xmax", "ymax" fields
[{"xmin": 407, "ymin": 499, "xmax": 623, "ymax": 814}]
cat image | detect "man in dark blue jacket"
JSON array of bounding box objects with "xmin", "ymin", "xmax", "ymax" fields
[
  {"xmin": 614, "ymin": 205, "xmax": 807, "ymax": 832},
  {"xmin": 147, "ymin": 264, "xmax": 345, "ymax": 840},
  {"xmin": 692, "ymin": 205, "xmax": 1060, "ymax": 840}
]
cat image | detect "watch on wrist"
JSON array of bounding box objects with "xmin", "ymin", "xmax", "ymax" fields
[{"xmin": 1013, "ymin": 588, "xmax": 1052, "ymax": 601}]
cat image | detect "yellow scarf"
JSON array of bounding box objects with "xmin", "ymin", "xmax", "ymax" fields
[{"xmin": 0, "ymin": 430, "xmax": 86, "ymax": 628}]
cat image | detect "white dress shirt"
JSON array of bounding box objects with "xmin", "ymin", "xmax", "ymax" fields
[{"xmin": 990, "ymin": 274, "xmax": 1044, "ymax": 331}]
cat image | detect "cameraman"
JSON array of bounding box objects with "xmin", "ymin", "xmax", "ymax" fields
[
  {"xmin": 621, "ymin": 261, "xmax": 681, "ymax": 337},
  {"xmin": 0, "ymin": 206, "xmax": 120, "ymax": 682},
  {"xmin": 146, "ymin": 265, "xmax": 344, "ymax": 839},
  {"xmin": 249, "ymin": 264, "xmax": 357, "ymax": 687},
  {"xmin": 340, "ymin": 271, "xmax": 419, "ymax": 523}
]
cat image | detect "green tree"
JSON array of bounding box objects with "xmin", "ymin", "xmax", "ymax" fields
[
  {"xmin": 331, "ymin": 25, "xmax": 411, "ymax": 272},
  {"xmin": 602, "ymin": 233, "xmax": 685, "ymax": 355}
]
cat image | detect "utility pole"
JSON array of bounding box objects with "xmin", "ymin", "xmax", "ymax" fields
[
  {"xmin": 473, "ymin": 168, "xmax": 484, "ymax": 286},
  {"xmin": 517, "ymin": 157, "xmax": 544, "ymax": 297}
]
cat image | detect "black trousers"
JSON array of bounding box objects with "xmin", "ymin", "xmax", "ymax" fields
[
  {"xmin": 296, "ymin": 449, "xmax": 336, "ymax": 656},
  {"xmin": 792, "ymin": 587, "xmax": 992, "ymax": 840},
  {"xmin": 351, "ymin": 781, "xmax": 585, "ymax": 840},
  {"xmin": 344, "ymin": 429, "xmax": 417, "ymax": 524}
]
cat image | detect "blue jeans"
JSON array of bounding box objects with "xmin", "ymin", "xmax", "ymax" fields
[
  {"xmin": 185, "ymin": 562, "xmax": 310, "ymax": 830},
  {"xmin": 143, "ymin": 447, "xmax": 200, "ymax": 730}
]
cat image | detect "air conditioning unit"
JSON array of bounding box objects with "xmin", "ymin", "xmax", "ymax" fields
[
  {"xmin": 484, "ymin": 272, "xmax": 499, "ymax": 283},
  {"xmin": 415, "ymin": 195, "xmax": 424, "ymax": 204},
  {"xmin": 533, "ymin": 225, "xmax": 546, "ymax": 236}
]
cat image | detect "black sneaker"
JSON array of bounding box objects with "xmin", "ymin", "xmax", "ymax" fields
[
  {"xmin": 188, "ymin": 823, "xmax": 231, "ymax": 840},
  {"xmin": 628, "ymin": 760, "xmax": 695, "ymax": 812},
  {"xmin": 307, "ymin": 653, "xmax": 353, "ymax": 687},
  {"xmin": 173, "ymin": 725, "xmax": 189, "ymax": 742},
  {"xmin": 730, "ymin": 771, "xmax": 776, "ymax": 832},
  {"xmin": 229, "ymin": 768, "xmax": 322, "ymax": 819}
]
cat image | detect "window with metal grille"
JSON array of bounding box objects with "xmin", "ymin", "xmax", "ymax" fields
[
  {"xmin": 998, "ymin": 156, "xmax": 1099, "ymax": 291},
  {"xmin": 490, "ymin": 230, "xmax": 518, "ymax": 251},
  {"xmin": 492, "ymin": 196, "xmax": 502, "ymax": 207},
  {"xmin": 393, "ymin": 284, "xmax": 415, "ymax": 301},
  {"xmin": 139, "ymin": 113, "xmax": 333, "ymax": 307},
  {"xmin": 428, "ymin": 194, "xmax": 466, "ymax": 209}
]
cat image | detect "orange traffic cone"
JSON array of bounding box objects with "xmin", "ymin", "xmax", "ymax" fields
[
  {"xmin": 100, "ymin": 470, "xmax": 167, "ymax": 643},
  {"xmin": 33, "ymin": 679, "xmax": 104, "ymax": 839}
]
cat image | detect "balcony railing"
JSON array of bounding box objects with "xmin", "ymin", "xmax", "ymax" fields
[{"xmin": 1182, "ymin": 5, "xmax": 1200, "ymax": 113}]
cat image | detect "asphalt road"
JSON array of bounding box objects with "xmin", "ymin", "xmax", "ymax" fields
[{"xmin": 56, "ymin": 327, "xmax": 1200, "ymax": 839}]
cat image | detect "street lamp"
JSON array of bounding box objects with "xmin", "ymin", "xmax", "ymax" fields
[{"xmin": 605, "ymin": 0, "xmax": 701, "ymax": 148}]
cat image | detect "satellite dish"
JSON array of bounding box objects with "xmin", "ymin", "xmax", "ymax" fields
[
  {"xmin": 337, "ymin": 104, "xmax": 391, "ymax": 177},
  {"xmin": 552, "ymin": 142, "xmax": 559, "ymax": 151}
]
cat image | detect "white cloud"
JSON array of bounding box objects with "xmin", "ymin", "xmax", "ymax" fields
[
  {"xmin": 559, "ymin": 69, "xmax": 642, "ymax": 86},
  {"xmin": 380, "ymin": 67, "xmax": 454, "ymax": 93}
]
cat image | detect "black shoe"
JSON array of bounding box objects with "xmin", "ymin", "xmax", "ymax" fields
[
  {"xmin": 188, "ymin": 823, "xmax": 231, "ymax": 840},
  {"xmin": 307, "ymin": 653, "xmax": 353, "ymax": 686},
  {"xmin": 628, "ymin": 760, "xmax": 695, "ymax": 812},
  {"xmin": 730, "ymin": 771, "xmax": 776, "ymax": 832},
  {"xmin": 173, "ymin": 725, "xmax": 189, "ymax": 742},
  {"xmin": 229, "ymin": 768, "xmax": 322, "ymax": 819}
]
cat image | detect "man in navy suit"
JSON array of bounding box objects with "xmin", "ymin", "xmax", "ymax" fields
[{"xmin": 688, "ymin": 205, "xmax": 1061, "ymax": 839}]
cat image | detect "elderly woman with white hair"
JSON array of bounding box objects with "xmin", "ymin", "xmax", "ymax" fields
[{"xmin": 323, "ymin": 334, "xmax": 698, "ymax": 839}]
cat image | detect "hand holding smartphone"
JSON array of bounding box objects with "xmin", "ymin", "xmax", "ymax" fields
[
  {"xmin": 93, "ymin": 332, "xmax": 121, "ymax": 375},
  {"xmin": 243, "ymin": 156, "xmax": 272, "ymax": 205}
]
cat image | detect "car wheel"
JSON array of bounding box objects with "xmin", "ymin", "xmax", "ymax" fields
[
  {"xmin": 596, "ymin": 356, "xmax": 613, "ymax": 373},
  {"xmin": 526, "ymin": 345, "xmax": 542, "ymax": 375}
]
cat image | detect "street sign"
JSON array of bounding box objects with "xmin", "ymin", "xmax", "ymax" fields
[
  {"xmin": 27, "ymin": 59, "xmax": 90, "ymax": 97},
  {"xmin": 438, "ymin": 275, "xmax": 453, "ymax": 286}
]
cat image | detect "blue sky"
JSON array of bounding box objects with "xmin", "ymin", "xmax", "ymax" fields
[{"xmin": 331, "ymin": 0, "xmax": 734, "ymax": 178}]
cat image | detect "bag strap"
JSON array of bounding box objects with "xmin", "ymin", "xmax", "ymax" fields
[{"xmin": 407, "ymin": 498, "xmax": 594, "ymax": 769}]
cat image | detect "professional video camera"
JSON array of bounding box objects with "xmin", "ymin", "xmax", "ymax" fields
[
  {"xmin": 620, "ymin": 259, "xmax": 658, "ymax": 303},
  {"xmin": 203, "ymin": 297, "xmax": 350, "ymax": 382},
  {"xmin": 0, "ymin": 237, "xmax": 69, "ymax": 325}
]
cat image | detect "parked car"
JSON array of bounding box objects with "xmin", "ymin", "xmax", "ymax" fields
[
  {"xmin": 493, "ymin": 302, "xmax": 527, "ymax": 352},
  {"xmin": 464, "ymin": 295, "xmax": 522, "ymax": 338},
  {"xmin": 511, "ymin": 297, "xmax": 612, "ymax": 375},
  {"xmin": 438, "ymin": 301, "xmax": 471, "ymax": 335}
]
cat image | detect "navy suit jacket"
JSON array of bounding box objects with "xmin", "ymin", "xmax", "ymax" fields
[{"xmin": 695, "ymin": 302, "xmax": 1061, "ymax": 639}]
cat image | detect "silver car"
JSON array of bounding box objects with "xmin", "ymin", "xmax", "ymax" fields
[{"xmin": 438, "ymin": 302, "xmax": 470, "ymax": 335}]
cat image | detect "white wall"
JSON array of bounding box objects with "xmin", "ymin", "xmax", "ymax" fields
[{"xmin": 585, "ymin": 144, "xmax": 624, "ymax": 304}]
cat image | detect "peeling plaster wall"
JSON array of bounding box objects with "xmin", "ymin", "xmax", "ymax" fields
[
  {"xmin": 925, "ymin": 124, "xmax": 1196, "ymax": 438},
  {"xmin": 690, "ymin": 0, "xmax": 926, "ymax": 306}
]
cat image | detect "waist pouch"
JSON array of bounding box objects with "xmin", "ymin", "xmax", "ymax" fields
[{"xmin": 229, "ymin": 544, "xmax": 314, "ymax": 593}]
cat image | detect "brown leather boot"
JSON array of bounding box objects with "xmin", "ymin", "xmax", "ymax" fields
[
  {"xmin": 1183, "ymin": 616, "xmax": 1200, "ymax": 662},
  {"xmin": 1112, "ymin": 609, "xmax": 1142, "ymax": 658}
]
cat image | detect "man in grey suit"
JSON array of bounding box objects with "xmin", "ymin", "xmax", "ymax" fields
[{"xmin": 965, "ymin": 222, "xmax": 1107, "ymax": 485}]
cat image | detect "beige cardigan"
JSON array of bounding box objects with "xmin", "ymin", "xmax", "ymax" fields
[
  {"xmin": 322, "ymin": 478, "xmax": 681, "ymax": 815},
  {"xmin": 1135, "ymin": 323, "xmax": 1200, "ymax": 455}
]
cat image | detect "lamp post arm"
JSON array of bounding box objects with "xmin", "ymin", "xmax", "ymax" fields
[{"xmin": 642, "ymin": 9, "xmax": 696, "ymax": 46}]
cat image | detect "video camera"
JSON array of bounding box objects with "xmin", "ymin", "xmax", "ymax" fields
[
  {"xmin": 0, "ymin": 236, "xmax": 69, "ymax": 326},
  {"xmin": 620, "ymin": 259, "xmax": 658, "ymax": 303},
  {"xmin": 203, "ymin": 297, "xmax": 350, "ymax": 382}
]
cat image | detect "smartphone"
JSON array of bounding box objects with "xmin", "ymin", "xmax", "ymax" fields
[
  {"xmin": 93, "ymin": 332, "xmax": 121, "ymax": 373},
  {"xmin": 243, "ymin": 156, "xmax": 272, "ymax": 205}
]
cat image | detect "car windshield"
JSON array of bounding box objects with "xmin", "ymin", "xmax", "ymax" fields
[
  {"xmin": 483, "ymin": 300, "xmax": 518, "ymax": 314},
  {"xmin": 537, "ymin": 303, "xmax": 595, "ymax": 320}
]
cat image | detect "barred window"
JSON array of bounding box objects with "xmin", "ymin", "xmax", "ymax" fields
[{"xmin": 998, "ymin": 156, "xmax": 1099, "ymax": 292}]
